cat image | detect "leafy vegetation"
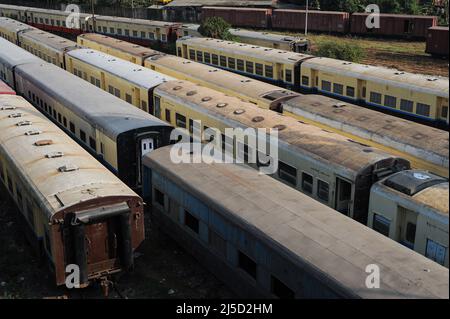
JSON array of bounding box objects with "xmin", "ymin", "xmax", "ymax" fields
[
  {"xmin": 314, "ymin": 40, "xmax": 365, "ymax": 62},
  {"xmin": 198, "ymin": 17, "xmax": 237, "ymax": 41}
]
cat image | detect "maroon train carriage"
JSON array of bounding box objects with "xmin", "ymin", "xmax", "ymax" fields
[
  {"xmin": 350, "ymin": 13, "xmax": 437, "ymax": 38},
  {"xmin": 200, "ymin": 6, "xmax": 272, "ymax": 29},
  {"xmin": 271, "ymin": 9, "xmax": 350, "ymax": 33},
  {"xmin": 426, "ymin": 26, "xmax": 449, "ymax": 57}
]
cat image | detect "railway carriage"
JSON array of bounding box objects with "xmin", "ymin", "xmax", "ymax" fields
[
  {"xmin": 0, "ymin": 94, "xmax": 144, "ymax": 287},
  {"xmin": 426, "ymin": 26, "xmax": 449, "ymax": 57},
  {"xmin": 153, "ymin": 80, "xmax": 410, "ymax": 224},
  {"xmin": 17, "ymin": 29, "xmax": 80, "ymax": 68},
  {"xmin": 368, "ymin": 170, "xmax": 448, "ymax": 267},
  {"xmin": 300, "ymin": 57, "xmax": 449, "ymax": 125},
  {"xmin": 143, "ymin": 146, "xmax": 449, "ymax": 299},
  {"xmin": 176, "ymin": 36, "xmax": 313, "ymax": 88},
  {"xmin": 0, "ymin": 16, "xmax": 36, "ymax": 44},
  {"xmin": 0, "ymin": 4, "xmax": 27, "ymax": 22},
  {"xmin": 13, "ymin": 62, "xmax": 173, "ymax": 191},
  {"xmin": 282, "ymin": 95, "xmax": 449, "ymax": 178},
  {"xmin": 93, "ymin": 15, "xmax": 180, "ymax": 46},
  {"xmin": 77, "ymin": 33, "xmax": 161, "ymax": 65},
  {"xmin": 65, "ymin": 49, "xmax": 175, "ymax": 114}
]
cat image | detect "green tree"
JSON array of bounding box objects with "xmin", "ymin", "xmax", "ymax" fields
[
  {"xmin": 314, "ymin": 40, "xmax": 365, "ymax": 62},
  {"xmin": 198, "ymin": 17, "xmax": 236, "ymax": 41}
]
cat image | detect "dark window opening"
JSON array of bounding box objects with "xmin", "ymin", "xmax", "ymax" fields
[
  {"xmin": 184, "ymin": 210, "xmax": 199, "ymax": 234},
  {"xmin": 154, "ymin": 188, "xmax": 165, "ymax": 207},
  {"xmin": 238, "ymin": 251, "xmax": 257, "ymax": 279},
  {"xmin": 271, "ymin": 276, "xmax": 295, "ymax": 299}
]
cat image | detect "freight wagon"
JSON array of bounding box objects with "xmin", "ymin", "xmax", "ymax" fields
[{"xmin": 426, "ymin": 26, "xmax": 449, "ymax": 57}]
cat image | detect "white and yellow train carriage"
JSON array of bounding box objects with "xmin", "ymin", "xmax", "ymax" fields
[
  {"xmin": 77, "ymin": 33, "xmax": 161, "ymax": 66},
  {"xmin": 153, "ymin": 80, "xmax": 410, "ymax": 225},
  {"xmin": 300, "ymin": 57, "xmax": 450, "ymax": 125},
  {"xmin": 283, "ymin": 95, "xmax": 449, "ymax": 178},
  {"xmin": 368, "ymin": 170, "xmax": 449, "ymax": 268},
  {"xmin": 176, "ymin": 36, "xmax": 313, "ymax": 87},
  {"xmin": 65, "ymin": 49, "xmax": 175, "ymax": 114},
  {"xmin": 0, "ymin": 94, "xmax": 144, "ymax": 286},
  {"xmin": 0, "ymin": 16, "xmax": 35, "ymax": 44},
  {"xmin": 93, "ymin": 15, "xmax": 179, "ymax": 44},
  {"xmin": 0, "ymin": 4, "xmax": 27, "ymax": 21},
  {"xmin": 17, "ymin": 29, "xmax": 80, "ymax": 68}
]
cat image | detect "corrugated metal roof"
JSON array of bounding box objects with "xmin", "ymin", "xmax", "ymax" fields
[
  {"xmin": 67, "ymin": 49, "xmax": 174, "ymax": 89},
  {"xmin": 0, "ymin": 36, "xmax": 41, "ymax": 69},
  {"xmin": 19, "ymin": 29, "xmax": 79, "ymax": 52}
]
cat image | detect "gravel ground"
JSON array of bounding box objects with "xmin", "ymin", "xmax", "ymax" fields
[{"xmin": 0, "ymin": 186, "xmax": 234, "ymax": 299}]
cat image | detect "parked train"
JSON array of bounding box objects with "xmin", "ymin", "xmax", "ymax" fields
[
  {"xmin": 176, "ymin": 36, "xmax": 449, "ymax": 127},
  {"xmin": 0, "ymin": 89, "xmax": 145, "ymax": 288},
  {"xmin": 0, "ymin": 36, "xmax": 173, "ymax": 192},
  {"xmin": 75, "ymin": 33, "xmax": 449, "ymax": 178},
  {"xmin": 143, "ymin": 145, "xmax": 449, "ymax": 298},
  {"xmin": 1, "ymin": 22, "xmax": 448, "ymax": 266},
  {"xmin": 200, "ymin": 6, "xmax": 438, "ymax": 39},
  {"xmin": 426, "ymin": 26, "xmax": 449, "ymax": 57}
]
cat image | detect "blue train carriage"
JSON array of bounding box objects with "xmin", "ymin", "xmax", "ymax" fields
[
  {"xmin": 0, "ymin": 37, "xmax": 173, "ymax": 191},
  {"xmin": 300, "ymin": 57, "xmax": 449, "ymax": 126},
  {"xmin": 176, "ymin": 36, "xmax": 313, "ymax": 89},
  {"xmin": 0, "ymin": 94, "xmax": 145, "ymax": 287},
  {"xmin": 153, "ymin": 80, "xmax": 411, "ymax": 225},
  {"xmin": 368, "ymin": 170, "xmax": 449, "ymax": 268},
  {"xmin": 142, "ymin": 145, "xmax": 449, "ymax": 299}
]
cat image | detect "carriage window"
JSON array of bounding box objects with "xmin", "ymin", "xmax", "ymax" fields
[
  {"xmin": 141, "ymin": 31, "xmax": 146, "ymax": 38},
  {"xmin": 103, "ymin": 27, "xmax": 107, "ymax": 33},
  {"xmin": 220, "ymin": 56, "xmax": 227, "ymax": 67},
  {"xmin": 301, "ymin": 76, "xmax": 309, "ymax": 86},
  {"xmin": 63, "ymin": 117, "xmax": 67, "ymax": 127},
  {"xmin": 161, "ymin": 34, "xmax": 167, "ymax": 42},
  {"xmin": 117, "ymin": 28, "xmax": 122, "ymax": 35},
  {"xmin": 95, "ymin": 79, "xmax": 101, "ymax": 88},
  {"xmin": 442, "ymin": 106, "xmax": 448, "ymax": 118},
  {"xmin": 125, "ymin": 94, "xmax": 132, "ymax": 104},
  {"xmin": 204, "ymin": 53, "xmax": 211, "ymax": 63},
  {"xmin": 321, "ymin": 80, "xmax": 332, "ymax": 92},
  {"xmin": 176, "ymin": 113, "xmax": 186, "ymax": 128},
  {"xmin": 255, "ymin": 63, "xmax": 264, "ymax": 76},
  {"xmin": 133, "ymin": 30, "xmax": 138, "ymax": 37},
  {"xmin": 237, "ymin": 59, "xmax": 245, "ymax": 71},
  {"xmin": 80, "ymin": 130, "xmax": 86, "ymax": 143},
  {"xmin": 370, "ymin": 92, "xmax": 382, "ymax": 104},
  {"xmin": 196, "ymin": 51, "xmax": 203, "ymax": 62},
  {"xmin": 333, "ymin": 83, "xmax": 344, "ymax": 95},
  {"xmin": 228, "ymin": 58, "xmax": 236, "ymax": 69},
  {"xmin": 416, "ymin": 103, "xmax": 430, "ymax": 117},
  {"xmin": 278, "ymin": 161, "xmax": 297, "ymax": 186},
  {"xmin": 400, "ymin": 99, "xmax": 413, "ymax": 112},
  {"xmin": 69, "ymin": 122, "xmax": 75, "ymax": 134},
  {"xmin": 384, "ymin": 95, "xmax": 397, "ymax": 108},
  {"xmin": 177, "ymin": 47, "xmax": 182, "ymax": 57},
  {"xmin": 346, "ymin": 86, "xmax": 355, "ymax": 97},
  {"xmin": 184, "ymin": 210, "xmax": 199, "ymax": 234},
  {"xmin": 302, "ymin": 173, "xmax": 313, "ymax": 194},
  {"xmin": 406, "ymin": 222, "xmax": 416, "ymax": 245},
  {"xmin": 124, "ymin": 29, "xmax": 130, "ymax": 36},
  {"xmin": 212, "ymin": 54, "xmax": 219, "ymax": 65},
  {"xmin": 265, "ymin": 65, "xmax": 273, "ymax": 78},
  {"xmin": 57, "ymin": 113, "xmax": 62, "ymax": 123},
  {"xmin": 109, "ymin": 27, "xmax": 114, "ymax": 33},
  {"xmin": 271, "ymin": 276, "xmax": 295, "ymax": 299},
  {"xmin": 317, "ymin": 180, "xmax": 329, "ymax": 202},
  {"xmin": 426, "ymin": 239, "xmax": 447, "ymax": 266},
  {"xmin": 165, "ymin": 109, "xmax": 171, "ymax": 122},
  {"xmin": 114, "ymin": 88, "xmax": 121, "ymax": 98},
  {"xmin": 149, "ymin": 32, "xmax": 155, "ymax": 40},
  {"xmin": 285, "ymin": 69, "xmax": 292, "ymax": 83},
  {"xmin": 373, "ymin": 214, "xmax": 390, "ymax": 237},
  {"xmin": 108, "ymin": 85, "xmax": 114, "ymax": 94},
  {"xmin": 238, "ymin": 251, "xmax": 257, "ymax": 279},
  {"xmin": 246, "ymin": 61, "xmax": 254, "ymax": 74},
  {"xmin": 154, "ymin": 188, "xmax": 165, "ymax": 207},
  {"xmin": 141, "ymin": 101, "xmax": 148, "ymax": 112},
  {"xmin": 189, "ymin": 49, "xmax": 195, "ymax": 60}
]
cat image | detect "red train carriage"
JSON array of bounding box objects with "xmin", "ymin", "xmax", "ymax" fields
[
  {"xmin": 426, "ymin": 26, "xmax": 449, "ymax": 57},
  {"xmin": 271, "ymin": 9, "xmax": 350, "ymax": 33},
  {"xmin": 350, "ymin": 13, "xmax": 437, "ymax": 39},
  {"xmin": 200, "ymin": 6, "xmax": 271, "ymax": 29}
]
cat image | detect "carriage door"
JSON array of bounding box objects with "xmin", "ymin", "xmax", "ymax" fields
[
  {"xmin": 335, "ymin": 177, "xmax": 352, "ymax": 216},
  {"xmin": 141, "ymin": 138, "xmax": 155, "ymax": 157},
  {"xmin": 357, "ymin": 79, "xmax": 366, "ymax": 101}
]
